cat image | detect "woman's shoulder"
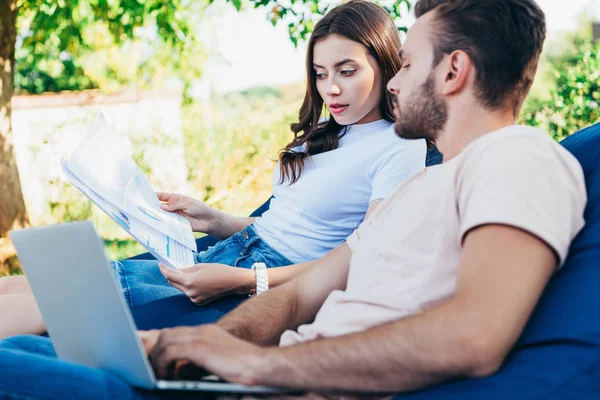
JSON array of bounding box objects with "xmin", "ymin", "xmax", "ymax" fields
[
  {"xmin": 359, "ymin": 123, "xmax": 423, "ymax": 151},
  {"xmin": 369, "ymin": 127, "xmax": 428, "ymax": 169}
]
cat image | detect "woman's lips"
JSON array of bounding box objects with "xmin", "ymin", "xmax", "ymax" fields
[{"xmin": 329, "ymin": 104, "xmax": 349, "ymax": 115}]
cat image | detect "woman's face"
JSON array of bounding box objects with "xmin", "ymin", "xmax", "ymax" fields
[{"xmin": 313, "ymin": 34, "xmax": 383, "ymax": 125}]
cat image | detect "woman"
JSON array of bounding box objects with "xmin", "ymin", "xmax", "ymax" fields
[{"xmin": 0, "ymin": 0, "xmax": 426, "ymax": 338}]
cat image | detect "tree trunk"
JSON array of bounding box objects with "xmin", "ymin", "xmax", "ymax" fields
[{"xmin": 0, "ymin": 0, "xmax": 28, "ymax": 272}]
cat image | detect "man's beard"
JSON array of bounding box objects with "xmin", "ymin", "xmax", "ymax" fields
[{"xmin": 393, "ymin": 72, "xmax": 448, "ymax": 142}]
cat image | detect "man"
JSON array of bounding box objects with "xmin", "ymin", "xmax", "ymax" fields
[{"xmin": 0, "ymin": 0, "xmax": 588, "ymax": 398}]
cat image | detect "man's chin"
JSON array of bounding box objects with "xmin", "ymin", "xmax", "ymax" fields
[{"xmin": 394, "ymin": 122, "xmax": 426, "ymax": 140}]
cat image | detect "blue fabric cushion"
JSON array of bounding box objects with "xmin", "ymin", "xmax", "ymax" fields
[
  {"xmin": 425, "ymin": 142, "xmax": 443, "ymax": 167},
  {"xmin": 395, "ymin": 122, "xmax": 600, "ymax": 399}
]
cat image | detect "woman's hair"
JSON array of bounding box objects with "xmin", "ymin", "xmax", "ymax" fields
[{"xmin": 278, "ymin": 0, "xmax": 402, "ymax": 184}]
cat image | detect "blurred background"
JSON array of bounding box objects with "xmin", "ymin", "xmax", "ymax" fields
[{"xmin": 0, "ymin": 0, "xmax": 599, "ymax": 275}]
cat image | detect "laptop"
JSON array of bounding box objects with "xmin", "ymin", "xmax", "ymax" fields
[{"xmin": 10, "ymin": 221, "xmax": 291, "ymax": 394}]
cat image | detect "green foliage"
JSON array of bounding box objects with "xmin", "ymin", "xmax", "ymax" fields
[
  {"xmin": 14, "ymin": 0, "xmax": 411, "ymax": 93},
  {"xmin": 47, "ymin": 180, "xmax": 94, "ymax": 223},
  {"xmin": 520, "ymin": 26, "xmax": 600, "ymax": 141},
  {"xmin": 14, "ymin": 0, "xmax": 202, "ymax": 94},
  {"xmin": 103, "ymin": 238, "xmax": 145, "ymax": 260},
  {"xmin": 182, "ymin": 82, "xmax": 304, "ymax": 216},
  {"xmin": 213, "ymin": 0, "xmax": 411, "ymax": 46}
]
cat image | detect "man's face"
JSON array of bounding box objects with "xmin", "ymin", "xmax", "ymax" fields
[{"xmin": 386, "ymin": 12, "xmax": 448, "ymax": 142}]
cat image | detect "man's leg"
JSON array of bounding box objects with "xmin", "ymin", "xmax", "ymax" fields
[
  {"xmin": 0, "ymin": 335, "xmax": 211, "ymax": 400},
  {"xmin": 132, "ymin": 294, "xmax": 246, "ymax": 330},
  {"xmin": 0, "ymin": 334, "xmax": 55, "ymax": 355}
]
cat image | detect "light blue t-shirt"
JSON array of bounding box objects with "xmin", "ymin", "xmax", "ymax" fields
[{"xmin": 253, "ymin": 119, "xmax": 426, "ymax": 263}]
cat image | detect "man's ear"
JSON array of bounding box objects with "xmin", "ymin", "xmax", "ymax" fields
[{"xmin": 440, "ymin": 50, "xmax": 472, "ymax": 96}]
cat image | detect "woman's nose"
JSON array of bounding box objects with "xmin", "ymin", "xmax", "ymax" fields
[{"xmin": 326, "ymin": 80, "xmax": 341, "ymax": 97}]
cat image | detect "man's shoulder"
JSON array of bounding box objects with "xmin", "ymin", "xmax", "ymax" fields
[
  {"xmin": 462, "ymin": 125, "xmax": 579, "ymax": 168},
  {"xmin": 455, "ymin": 125, "xmax": 586, "ymax": 201},
  {"xmin": 468, "ymin": 124, "xmax": 553, "ymax": 151}
]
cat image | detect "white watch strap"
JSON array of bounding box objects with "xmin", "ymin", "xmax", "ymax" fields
[{"xmin": 251, "ymin": 262, "xmax": 269, "ymax": 295}]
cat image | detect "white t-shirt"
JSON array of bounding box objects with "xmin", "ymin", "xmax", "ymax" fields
[
  {"xmin": 280, "ymin": 125, "xmax": 587, "ymax": 346},
  {"xmin": 253, "ymin": 119, "xmax": 427, "ymax": 264}
]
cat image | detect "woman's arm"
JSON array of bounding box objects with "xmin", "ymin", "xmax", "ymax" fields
[
  {"xmin": 226, "ymin": 199, "xmax": 383, "ymax": 294},
  {"xmin": 208, "ymin": 213, "xmax": 255, "ymax": 239},
  {"xmin": 160, "ymin": 200, "xmax": 383, "ymax": 304},
  {"xmin": 159, "ymin": 258, "xmax": 320, "ymax": 304}
]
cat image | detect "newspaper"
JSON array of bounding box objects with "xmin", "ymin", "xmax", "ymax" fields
[{"xmin": 60, "ymin": 114, "xmax": 196, "ymax": 270}]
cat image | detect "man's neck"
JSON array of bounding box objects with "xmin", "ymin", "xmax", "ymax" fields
[{"xmin": 436, "ymin": 106, "xmax": 516, "ymax": 162}]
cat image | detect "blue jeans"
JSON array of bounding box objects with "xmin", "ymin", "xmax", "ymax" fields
[
  {"xmin": 3, "ymin": 334, "xmax": 600, "ymax": 400},
  {"xmin": 113, "ymin": 225, "xmax": 292, "ymax": 307},
  {"xmin": 0, "ymin": 335, "xmax": 205, "ymax": 400},
  {"xmin": 132, "ymin": 294, "xmax": 246, "ymax": 331}
]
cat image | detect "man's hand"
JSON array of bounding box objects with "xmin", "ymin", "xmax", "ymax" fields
[
  {"xmin": 138, "ymin": 329, "xmax": 162, "ymax": 356},
  {"xmin": 160, "ymin": 263, "xmax": 253, "ymax": 304},
  {"xmin": 149, "ymin": 324, "xmax": 264, "ymax": 385}
]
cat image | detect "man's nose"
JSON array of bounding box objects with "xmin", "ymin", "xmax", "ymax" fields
[{"xmin": 387, "ymin": 79, "xmax": 400, "ymax": 95}]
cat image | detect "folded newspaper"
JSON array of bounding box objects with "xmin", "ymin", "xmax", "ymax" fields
[{"xmin": 60, "ymin": 114, "xmax": 196, "ymax": 270}]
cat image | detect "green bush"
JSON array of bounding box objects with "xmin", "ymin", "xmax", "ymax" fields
[
  {"xmin": 181, "ymin": 82, "xmax": 305, "ymax": 217},
  {"xmin": 521, "ymin": 32, "xmax": 600, "ymax": 140}
]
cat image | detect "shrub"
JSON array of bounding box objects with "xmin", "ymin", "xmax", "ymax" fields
[{"xmin": 521, "ymin": 29, "xmax": 600, "ymax": 140}]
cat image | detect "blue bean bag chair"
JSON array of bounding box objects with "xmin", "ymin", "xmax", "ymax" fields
[{"xmin": 395, "ymin": 122, "xmax": 600, "ymax": 399}]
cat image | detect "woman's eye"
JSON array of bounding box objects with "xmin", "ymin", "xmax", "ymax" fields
[
  {"xmin": 316, "ymin": 73, "xmax": 327, "ymax": 80},
  {"xmin": 401, "ymin": 64, "xmax": 410, "ymax": 70},
  {"xmin": 340, "ymin": 69, "xmax": 356, "ymax": 77}
]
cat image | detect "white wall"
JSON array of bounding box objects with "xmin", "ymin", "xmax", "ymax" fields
[{"xmin": 11, "ymin": 90, "xmax": 189, "ymax": 232}]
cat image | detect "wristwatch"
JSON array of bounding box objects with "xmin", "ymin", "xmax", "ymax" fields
[{"xmin": 251, "ymin": 262, "xmax": 269, "ymax": 295}]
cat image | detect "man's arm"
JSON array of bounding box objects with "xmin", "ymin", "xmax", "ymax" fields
[
  {"xmin": 249, "ymin": 224, "xmax": 556, "ymax": 392},
  {"xmin": 147, "ymin": 237, "xmax": 352, "ymax": 382},
  {"xmin": 217, "ymin": 242, "xmax": 352, "ymax": 346}
]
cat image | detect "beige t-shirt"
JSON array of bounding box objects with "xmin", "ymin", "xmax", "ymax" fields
[{"xmin": 280, "ymin": 125, "xmax": 587, "ymax": 346}]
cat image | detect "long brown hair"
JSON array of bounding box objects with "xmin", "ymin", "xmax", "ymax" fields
[{"xmin": 279, "ymin": 0, "xmax": 402, "ymax": 184}]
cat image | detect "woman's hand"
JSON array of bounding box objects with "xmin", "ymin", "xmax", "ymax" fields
[
  {"xmin": 157, "ymin": 192, "xmax": 222, "ymax": 234},
  {"xmin": 160, "ymin": 263, "xmax": 254, "ymax": 305}
]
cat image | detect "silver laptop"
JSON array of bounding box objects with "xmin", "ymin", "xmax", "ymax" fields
[{"xmin": 10, "ymin": 221, "xmax": 290, "ymax": 394}]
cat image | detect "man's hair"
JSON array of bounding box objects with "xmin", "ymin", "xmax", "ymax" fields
[{"xmin": 414, "ymin": 0, "xmax": 546, "ymax": 115}]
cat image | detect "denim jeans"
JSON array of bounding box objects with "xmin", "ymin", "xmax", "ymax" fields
[
  {"xmin": 131, "ymin": 294, "xmax": 246, "ymax": 331},
  {"xmin": 0, "ymin": 335, "xmax": 206, "ymax": 400},
  {"xmin": 112, "ymin": 225, "xmax": 292, "ymax": 307}
]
